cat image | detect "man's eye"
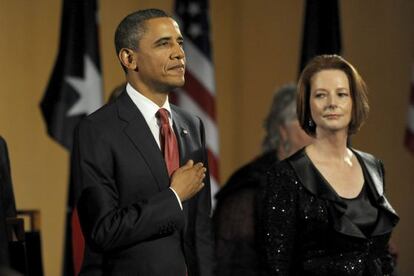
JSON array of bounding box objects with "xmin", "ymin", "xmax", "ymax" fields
[{"xmin": 158, "ymin": 41, "xmax": 168, "ymax": 47}]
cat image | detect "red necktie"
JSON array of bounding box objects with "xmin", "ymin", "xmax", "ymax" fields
[
  {"xmin": 157, "ymin": 108, "xmax": 180, "ymax": 176},
  {"xmin": 158, "ymin": 109, "xmax": 187, "ymax": 275}
]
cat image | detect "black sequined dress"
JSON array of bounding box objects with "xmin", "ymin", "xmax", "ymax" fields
[{"xmin": 263, "ymin": 148, "xmax": 399, "ymax": 276}]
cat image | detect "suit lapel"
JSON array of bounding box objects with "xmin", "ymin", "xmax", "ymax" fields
[
  {"xmin": 171, "ymin": 106, "xmax": 191, "ymax": 230},
  {"xmin": 353, "ymin": 149, "xmax": 399, "ymax": 235},
  {"xmin": 116, "ymin": 92, "xmax": 170, "ymax": 191},
  {"xmin": 352, "ymin": 149, "xmax": 383, "ymax": 197},
  {"xmin": 171, "ymin": 107, "xmax": 190, "ymax": 166},
  {"xmin": 288, "ymin": 149, "xmax": 344, "ymax": 204},
  {"xmin": 288, "ymin": 149, "xmax": 365, "ymax": 237},
  {"xmin": 289, "ymin": 148, "xmax": 399, "ymax": 239},
  {"xmin": 353, "ymin": 149, "xmax": 398, "ymax": 216}
]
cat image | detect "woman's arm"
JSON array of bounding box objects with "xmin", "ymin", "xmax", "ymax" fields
[{"xmin": 263, "ymin": 163, "xmax": 299, "ymax": 275}]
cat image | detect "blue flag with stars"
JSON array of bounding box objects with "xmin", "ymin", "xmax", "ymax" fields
[
  {"xmin": 39, "ymin": 0, "xmax": 103, "ymax": 275},
  {"xmin": 40, "ymin": 0, "xmax": 103, "ymax": 151}
]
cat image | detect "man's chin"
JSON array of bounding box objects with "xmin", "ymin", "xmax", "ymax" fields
[
  {"xmin": 169, "ymin": 79, "xmax": 185, "ymax": 89},
  {"xmin": 157, "ymin": 80, "xmax": 185, "ymax": 94}
]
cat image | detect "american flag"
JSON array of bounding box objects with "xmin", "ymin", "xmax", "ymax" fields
[
  {"xmin": 405, "ymin": 65, "xmax": 414, "ymax": 154},
  {"xmin": 174, "ymin": 0, "xmax": 220, "ymax": 206}
]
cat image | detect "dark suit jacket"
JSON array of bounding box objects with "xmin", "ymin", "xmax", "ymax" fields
[
  {"xmin": 263, "ymin": 148, "xmax": 399, "ymax": 276},
  {"xmin": 0, "ymin": 137, "xmax": 17, "ymax": 219},
  {"xmin": 73, "ymin": 91, "xmax": 214, "ymax": 276},
  {"xmin": 0, "ymin": 136, "xmax": 17, "ymax": 266}
]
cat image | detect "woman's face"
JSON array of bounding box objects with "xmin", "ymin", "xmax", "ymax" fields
[{"xmin": 309, "ymin": 69, "xmax": 352, "ymax": 135}]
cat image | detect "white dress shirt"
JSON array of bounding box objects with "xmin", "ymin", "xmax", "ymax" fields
[{"xmin": 126, "ymin": 83, "xmax": 183, "ymax": 209}]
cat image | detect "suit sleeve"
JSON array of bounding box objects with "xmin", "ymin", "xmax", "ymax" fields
[
  {"xmin": 73, "ymin": 119, "xmax": 185, "ymax": 252},
  {"xmin": 0, "ymin": 137, "xmax": 16, "ymax": 218},
  {"xmin": 195, "ymin": 118, "xmax": 215, "ymax": 276}
]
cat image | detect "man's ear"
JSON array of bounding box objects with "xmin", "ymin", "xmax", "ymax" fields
[{"xmin": 118, "ymin": 48, "xmax": 138, "ymax": 71}]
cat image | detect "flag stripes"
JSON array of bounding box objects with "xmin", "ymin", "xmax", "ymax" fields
[
  {"xmin": 174, "ymin": 0, "xmax": 220, "ymax": 206},
  {"xmin": 183, "ymin": 72, "xmax": 217, "ymax": 120}
]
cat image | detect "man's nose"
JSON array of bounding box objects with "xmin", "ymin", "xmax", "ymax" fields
[{"xmin": 171, "ymin": 44, "xmax": 185, "ymax": 59}]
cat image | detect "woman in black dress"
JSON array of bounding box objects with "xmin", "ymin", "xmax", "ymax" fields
[{"xmin": 263, "ymin": 55, "xmax": 399, "ymax": 276}]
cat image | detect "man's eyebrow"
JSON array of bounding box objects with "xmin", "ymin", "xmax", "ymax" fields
[
  {"xmin": 154, "ymin": 37, "xmax": 172, "ymax": 44},
  {"xmin": 154, "ymin": 35, "xmax": 184, "ymax": 44}
]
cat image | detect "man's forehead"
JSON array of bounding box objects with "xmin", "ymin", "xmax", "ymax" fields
[{"xmin": 144, "ymin": 17, "xmax": 182, "ymax": 36}]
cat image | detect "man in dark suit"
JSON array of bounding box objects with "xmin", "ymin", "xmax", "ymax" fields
[{"xmin": 73, "ymin": 9, "xmax": 214, "ymax": 276}]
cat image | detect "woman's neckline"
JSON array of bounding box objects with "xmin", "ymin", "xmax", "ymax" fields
[{"xmin": 302, "ymin": 147, "xmax": 365, "ymax": 200}]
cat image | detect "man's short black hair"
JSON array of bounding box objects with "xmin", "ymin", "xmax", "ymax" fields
[{"xmin": 114, "ymin": 9, "xmax": 171, "ymax": 55}]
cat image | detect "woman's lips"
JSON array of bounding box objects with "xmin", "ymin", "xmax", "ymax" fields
[{"xmin": 323, "ymin": 114, "xmax": 341, "ymax": 119}]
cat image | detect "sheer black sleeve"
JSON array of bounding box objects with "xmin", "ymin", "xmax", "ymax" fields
[{"xmin": 263, "ymin": 162, "xmax": 299, "ymax": 276}]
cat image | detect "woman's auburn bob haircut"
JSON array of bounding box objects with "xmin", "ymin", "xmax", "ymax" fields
[{"xmin": 297, "ymin": 54, "xmax": 370, "ymax": 137}]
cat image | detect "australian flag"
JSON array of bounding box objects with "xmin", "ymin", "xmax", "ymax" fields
[
  {"xmin": 40, "ymin": 0, "xmax": 103, "ymax": 151},
  {"xmin": 39, "ymin": 0, "xmax": 103, "ymax": 275}
]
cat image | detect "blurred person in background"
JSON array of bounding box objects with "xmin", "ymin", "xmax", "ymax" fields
[{"xmin": 213, "ymin": 84, "xmax": 312, "ymax": 276}]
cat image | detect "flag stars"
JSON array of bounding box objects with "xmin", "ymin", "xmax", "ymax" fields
[
  {"xmin": 66, "ymin": 55, "xmax": 103, "ymax": 116},
  {"xmin": 188, "ymin": 2, "xmax": 201, "ymax": 17},
  {"xmin": 188, "ymin": 24, "xmax": 202, "ymax": 38}
]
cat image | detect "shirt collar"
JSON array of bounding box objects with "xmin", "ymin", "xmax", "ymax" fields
[{"xmin": 126, "ymin": 83, "xmax": 173, "ymax": 123}]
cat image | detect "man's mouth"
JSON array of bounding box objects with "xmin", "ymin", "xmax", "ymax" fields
[{"xmin": 168, "ymin": 64, "xmax": 185, "ymax": 71}]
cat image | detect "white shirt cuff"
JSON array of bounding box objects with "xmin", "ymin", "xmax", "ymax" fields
[{"xmin": 169, "ymin": 187, "xmax": 183, "ymax": 210}]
